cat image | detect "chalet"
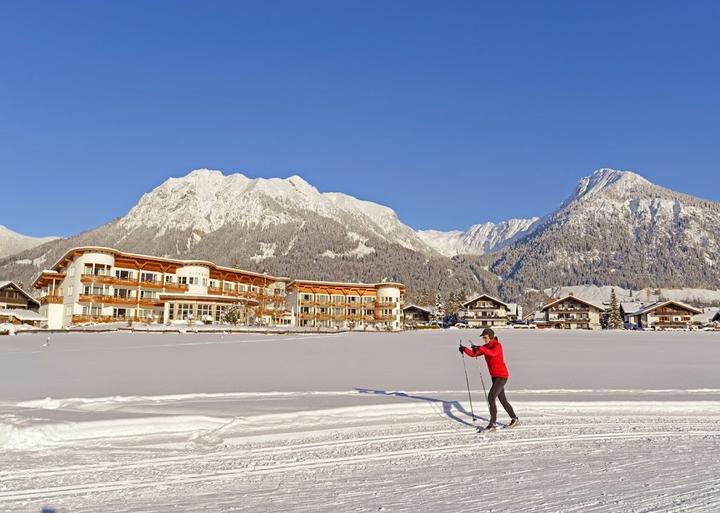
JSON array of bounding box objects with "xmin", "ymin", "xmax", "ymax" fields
[
  {"xmin": 623, "ymin": 300, "xmax": 702, "ymax": 330},
  {"xmin": 539, "ymin": 294, "xmax": 605, "ymax": 330},
  {"xmin": 402, "ymin": 305, "xmax": 433, "ymax": 328},
  {"xmin": 460, "ymin": 294, "xmax": 510, "ymax": 328},
  {"xmin": 0, "ymin": 281, "xmax": 40, "ymax": 311}
]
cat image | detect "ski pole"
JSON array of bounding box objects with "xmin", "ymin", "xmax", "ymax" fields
[
  {"xmin": 459, "ymin": 345, "xmax": 476, "ymax": 423},
  {"xmin": 470, "ymin": 340, "xmax": 491, "ymax": 413}
]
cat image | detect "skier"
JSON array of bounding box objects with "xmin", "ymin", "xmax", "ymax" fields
[{"xmin": 459, "ymin": 327, "xmax": 519, "ymax": 431}]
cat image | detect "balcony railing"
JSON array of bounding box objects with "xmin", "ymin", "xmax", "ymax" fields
[
  {"xmin": 40, "ymin": 295, "xmax": 63, "ymax": 304},
  {"xmin": 163, "ymin": 282, "xmax": 189, "ymax": 292},
  {"xmin": 139, "ymin": 279, "xmax": 164, "ymax": 290},
  {"xmin": 375, "ymin": 315, "xmax": 396, "ymax": 321},
  {"xmin": 72, "ymin": 314, "xmax": 156, "ymax": 324}
]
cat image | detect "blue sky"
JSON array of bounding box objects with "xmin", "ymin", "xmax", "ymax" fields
[{"xmin": 2, "ymin": 1, "xmax": 719, "ymax": 237}]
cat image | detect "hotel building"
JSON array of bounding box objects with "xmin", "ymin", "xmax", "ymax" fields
[
  {"xmin": 34, "ymin": 247, "xmax": 290, "ymax": 329},
  {"xmin": 286, "ymin": 279, "xmax": 405, "ymax": 330},
  {"xmin": 33, "ymin": 247, "xmax": 405, "ymax": 330}
]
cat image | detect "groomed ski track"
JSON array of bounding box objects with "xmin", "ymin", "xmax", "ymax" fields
[{"xmin": 2, "ymin": 398, "xmax": 720, "ymax": 512}]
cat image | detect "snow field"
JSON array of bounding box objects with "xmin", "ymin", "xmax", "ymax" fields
[{"xmin": 1, "ymin": 329, "xmax": 720, "ymax": 512}]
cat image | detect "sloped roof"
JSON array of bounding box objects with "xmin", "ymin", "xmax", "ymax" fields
[
  {"xmin": 620, "ymin": 302, "xmax": 644, "ymax": 315},
  {"xmin": 462, "ymin": 294, "xmax": 509, "ymax": 309},
  {"xmin": 692, "ymin": 308, "xmax": 720, "ymax": 323},
  {"xmin": 0, "ymin": 281, "xmax": 39, "ymax": 306},
  {"xmin": 541, "ymin": 295, "xmax": 606, "ymax": 312},
  {"xmin": 402, "ymin": 304, "xmax": 433, "ymax": 314},
  {"xmin": 635, "ymin": 300, "xmax": 702, "ymax": 316}
]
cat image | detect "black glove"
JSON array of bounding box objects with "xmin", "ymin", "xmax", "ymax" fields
[
  {"xmin": 471, "ymin": 344, "xmax": 479, "ymax": 352},
  {"xmin": 458, "ymin": 344, "xmax": 466, "ymax": 354}
]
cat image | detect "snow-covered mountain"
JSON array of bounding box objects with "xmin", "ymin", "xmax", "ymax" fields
[
  {"xmin": 0, "ymin": 169, "xmax": 499, "ymax": 298},
  {"xmin": 0, "ymin": 225, "xmax": 58, "ymax": 259},
  {"xmin": 116, "ymin": 169, "xmax": 436, "ymax": 255},
  {"xmin": 491, "ymin": 168, "xmax": 720, "ymax": 294},
  {"xmin": 3, "ymin": 167, "xmax": 720, "ymax": 303},
  {"xmin": 417, "ymin": 218, "xmax": 539, "ymax": 257}
]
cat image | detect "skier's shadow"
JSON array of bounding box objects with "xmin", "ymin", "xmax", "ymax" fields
[{"xmin": 355, "ymin": 388, "xmax": 488, "ymax": 428}]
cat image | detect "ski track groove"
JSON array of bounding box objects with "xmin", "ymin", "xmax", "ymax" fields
[{"xmin": 2, "ymin": 427, "xmax": 719, "ymax": 504}]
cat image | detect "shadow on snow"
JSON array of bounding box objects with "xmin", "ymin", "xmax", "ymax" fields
[{"xmin": 355, "ymin": 387, "xmax": 489, "ymax": 428}]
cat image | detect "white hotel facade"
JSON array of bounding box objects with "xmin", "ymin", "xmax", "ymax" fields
[{"xmin": 33, "ymin": 247, "xmax": 405, "ymax": 330}]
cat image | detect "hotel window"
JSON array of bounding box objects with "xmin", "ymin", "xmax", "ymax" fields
[
  {"xmin": 198, "ymin": 304, "xmax": 212, "ymax": 318},
  {"xmin": 82, "ymin": 305, "xmax": 101, "ymax": 316},
  {"xmin": 177, "ymin": 303, "xmax": 193, "ymax": 320},
  {"xmin": 68, "ymin": 267, "xmax": 75, "ymax": 277},
  {"xmin": 140, "ymin": 272, "xmax": 156, "ymax": 282},
  {"xmin": 114, "ymin": 288, "xmax": 132, "ymax": 298},
  {"xmin": 116, "ymin": 269, "xmax": 133, "ymax": 280},
  {"xmin": 165, "ymin": 275, "xmax": 174, "ymax": 283},
  {"xmin": 215, "ymin": 305, "xmax": 225, "ymax": 321},
  {"xmin": 67, "ymin": 286, "xmax": 73, "ymax": 296}
]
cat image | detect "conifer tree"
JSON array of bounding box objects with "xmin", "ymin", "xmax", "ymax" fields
[{"xmin": 608, "ymin": 288, "xmax": 624, "ymax": 329}]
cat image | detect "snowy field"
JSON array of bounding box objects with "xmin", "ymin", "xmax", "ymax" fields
[{"xmin": 1, "ymin": 329, "xmax": 720, "ymax": 513}]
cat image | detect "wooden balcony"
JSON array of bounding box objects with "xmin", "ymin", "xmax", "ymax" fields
[
  {"xmin": 41, "ymin": 295, "xmax": 63, "ymax": 304},
  {"xmin": 72, "ymin": 314, "xmax": 114, "ymax": 324},
  {"xmin": 207, "ymin": 287, "xmax": 224, "ymax": 295},
  {"xmin": 79, "ymin": 294, "xmax": 139, "ymax": 305},
  {"xmin": 72, "ymin": 314, "xmax": 156, "ymax": 325},
  {"xmin": 374, "ymin": 315, "xmax": 396, "ymax": 321},
  {"xmin": 79, "ymin": 294, "xmax": 111, "ymax": 303},
  {"xmin": 376, "ymin": 302, "xmax": 397, "ymax": 308},
  {"xmin": 138, "ymin": 299, "xmax": 161, "ymax": 308},
  {"xmin": 163, "ymin": 282, "xmax": 189, "ymax": 292},
  {"xmin": 138, "ymin": 280, "xmax": 164, "ymax": 290}
]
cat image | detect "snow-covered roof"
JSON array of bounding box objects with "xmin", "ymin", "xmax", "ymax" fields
[
  {"xmin": 541, "ymin": 295, "xmax": 605, "ymax": 312},
  {"xmin": 0, "ymin": 281, "xmax": 39, "ymax": 306},
  {"xmin": 462, "ymin": 294, "xmax": 509, "ymax": 309},
  {"xmin": 634, "ymin": 300, "xmax": 702, "ymax": 316},
  {"xmin": 692, "ymin": 308, "xmax": 720, "ymax": 324},
  {"xmin": 620, "ymin": 302, "xmax": 644, "ymax": 315},
  {"xmin": 0, "ymin": 309, "xmax": 47, "ymax": 321},
  {"xmin": 402, "ymin": 304, "xmax": 433, "ymax": 314}
]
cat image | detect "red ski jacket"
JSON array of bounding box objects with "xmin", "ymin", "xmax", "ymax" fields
[{"xmin": 462, "ymin": 338, "xmax": 509, "ymax": 379}]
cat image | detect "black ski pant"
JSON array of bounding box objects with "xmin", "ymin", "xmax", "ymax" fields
[{"xmin": 488, "ymin": 377, "xmax": 516, "ymax": 424}]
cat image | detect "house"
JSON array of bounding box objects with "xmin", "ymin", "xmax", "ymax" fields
[
  {"xmin": 0, "ymin": 281, "xmax": 40, "ymax": 311},
  {"xmin": 539, "ymin": 294, "xmax": 605, "ymax": 330},
  {"xmin": 402, "ymin": 305, "xmax": 433, "ymax": 328},
  {"xmin": 623, "ymin": 300, "xmax": 702, "ymax": 330},
  {"xmin": 286, "ymin": 280, "xmax": 405, "ymax": 331},
  {"xmin": 459, "ymin": 294, "xmax": 511, "ymax": 328}
]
